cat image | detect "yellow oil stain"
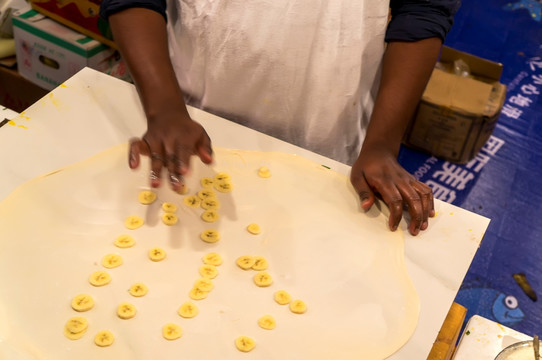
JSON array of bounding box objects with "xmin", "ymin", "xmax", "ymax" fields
[
  {"xmin": 48, "ymin": 92, "xmax": 63, "ymax": 108},
  {"xmin": 60, "ymin": 83, "xmax": 67, "ymax": 88},
  {"xmin": 7, "ymin": 119, "xmax": 29, "ymax": 129},
  {"xmin": 19, "ymin": 111, "xmax": 31, "ymax": 120},
  {"xmin": 449, "ymin": 212, "xmax": 454, "ymax": 215},
  {"xmin": 468, "ymin": 228, "xmax": 473, "ymax": 231}
]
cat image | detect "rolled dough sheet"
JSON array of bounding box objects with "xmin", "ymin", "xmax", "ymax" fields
[{"xmin": 0, "ymin": 145, "xmax": 419, "ymax": 360}]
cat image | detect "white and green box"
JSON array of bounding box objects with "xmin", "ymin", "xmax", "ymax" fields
[{"xmin": 13, "ymin": 9, "xmax": 127, "ymax": 90}]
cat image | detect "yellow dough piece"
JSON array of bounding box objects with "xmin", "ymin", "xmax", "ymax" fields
[
  {"xmin": 253, "ymin": 272, "xmax": 273, "ymax": 287},
  {"xmin": 178, "ymin": 184, "xmax": 189, "ymax": 195},
  {"xmin": 117, "ymin": 302, "xmax": 137, "ymax": 319},
  {"xmin": 162, "ymin": 213, "xmax": 178, "ymax": 226},
  {"xmin": 114, "ymin": 234, "xmax": 135, "ymax": 248},
  {"xmin": 247, "ymin": 223, "xmax": 261, "ymax": 235},
  {"xmin": 202, "ymin": 252, "xmax": 223, "ymax": 266},
  {"xmin": 258, "ymin": 315, "xmax": 276, "ymax": 330},
  {"xmin": 71, "ymin": 294, "xmax": 95, "ymax": 312},
  {"xmin": 199, "ymin": 264, "xmax": 219, "ymax": 279},
  {"xmin": 194, "ymin": 278, "xmax": 214, "ymax": 292},
  {"xmin": 200, "ymin": 229, "xmax": 220, "ymax": 243},
  {"xmin": 257, "ymin": 166, "xmax": 272, "ymax": 178},
  {"xmin": 178, "ymin": 301, "xmax": 199, "ymax": 318},
  {"xmin": 65, "ymin": 316, "xmax": 88, "ymax": 334},
  {"xmin": 94, "ymin": 330, "xmax": 115, "ymax": 347},
  {"xmin": 235, "ymin": 336, "xmax": 256, "ymax": 352},
  {"xmin": 64, "ymin": 327, "xmax": 87, "ymax": 340},
  {"xmin": 89, "ymin": 270, "xmax": 111, "ymax": 286},
  {"xmin": 214, "ymin": 172, "xmax": 231, "ymax": 182},
  {"xmin": 201, "ymin": 210, "xmax": 219, "ymax": 223},
  {"xmin": 236, "ymin": 255, "xmax": 255, "ymax": 270},
  {"xmin": 274, "ymin": 290, "xmax": 292, "ymax": 305},
  {"xmin": 101, "ymin": 253, "xmax": 123, "ymax": 269},
  {"xmin": 197, "ymin": 189, "xmax": 217, "ymax": 200},
  {"xmin": 189, "ymin": 287, "xmax": 209, "ymax": 300},
  {"xmin": 214, "ymin": 182, "xmax": 233, "ymax": 193},
  {"xmin": 138, "ymin": 190, "xmax": 157, "ymax": 205},
  {"xmin": 251, "ymin": 256, "xmax": 268, "ymax": 271},
  {"xmin": 163, "ymin": 323, "xmax": 182, "ymax": 340},
  {"xmin": 183, "ymin": 195, "xmax": 201, "ymax": 208},
  {"xmin": 129, "ymin": 282, "xmax": 148, "ymax": 297},
  {"xmin": 149, "ymin": 247, "xmax": 167, "ymax": 261},
  {"xmin": 201, "ymin": 198, "xmax": 220, "ymax": 210},
  {"xmin": 200, "ymin": 177, "xmax": 214, "ymax": 188},
  {"xmin": 289, "ymin": 299, "xmax": 307, "ymax": 314},
  {"xmin": 162, "ymin": 202, "xmax": 178, "ymax": 213},
  {"xmin": 124, "ymin": 215, "xmax": 144, "ymax": 230}
]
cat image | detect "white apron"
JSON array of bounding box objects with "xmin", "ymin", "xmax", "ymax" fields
[{"xmin": 165, "ymin": 0, "xmax": 390, "ymax": 165}]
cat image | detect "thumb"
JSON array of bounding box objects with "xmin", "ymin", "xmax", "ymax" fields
[
  {"xmin": 128, "ymin": 138, "xmax": 147, "ymax": 169},
  {"xmin": 350, "ymin": 171, "xmax": 375, "ymax": 211},
  {"xmin": 197, "ymin": 133, "xmax": 214, "ymax": 165}
]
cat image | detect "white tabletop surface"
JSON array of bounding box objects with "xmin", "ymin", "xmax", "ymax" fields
[
  {"xmin": 0, "ymin": 68, "xmax": 490, "ymax": 359},
  {"xmin": 452, "ymin": 315, "xmax": 532, "ymax": 360},
  {"xmin": 0, "ymin": 104, "xmax": 18, "ymax": 121}
]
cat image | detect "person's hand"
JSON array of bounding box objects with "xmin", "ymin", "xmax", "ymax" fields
[
  {"xmin": 350, "ymin": 145, "xmax": 434, "ymax": 236},
  {"xmin": 128, "ymin": 107, "xmax": 213, "ymax": 192}
]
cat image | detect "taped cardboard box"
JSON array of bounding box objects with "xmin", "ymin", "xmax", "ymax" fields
[
  {"xmin": 12, "ymin": 9, "xmax": 129, "ymax": 91},
  {"xmin": 404, "ymin": 46, "xmax": 507, "ymax": 164}
]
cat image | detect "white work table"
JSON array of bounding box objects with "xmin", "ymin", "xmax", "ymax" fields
[
  {"xmin": 0, "ymin": 68, "xmax": 490, "ymax": 359},
  {"xmin": 453, "ymin": 315, "xmax": 532, "ymax": 359}
]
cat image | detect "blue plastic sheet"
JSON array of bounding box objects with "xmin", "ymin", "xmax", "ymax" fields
[{"xmin": 398, "ymin": 0, "xmax": 542, "ymax": 336}]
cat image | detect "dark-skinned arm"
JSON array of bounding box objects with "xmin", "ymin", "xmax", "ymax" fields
[
  {"xmin": 350, "ymin": 38, "xmax": 442, "ymax": 236},
  {"xmin": 108, "ymin": 8, "xmax": 213, "ymax": 192}
]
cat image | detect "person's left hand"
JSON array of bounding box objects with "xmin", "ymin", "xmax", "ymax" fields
[{"xmin": 350, "ymin": 145, "xmax": 434, "ymax": 236}]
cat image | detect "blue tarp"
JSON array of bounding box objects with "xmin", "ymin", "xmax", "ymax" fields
[{"xmin": 398, "ymin": 0, "xmax": 542, "ymax": 335}]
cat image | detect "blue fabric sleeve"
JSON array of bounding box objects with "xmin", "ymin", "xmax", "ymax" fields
[
  {"xmin": 99, "ymin": 0, "xmax": 167, "ymax": 23},
  {"xmin": 386, "ymin": 0, "xmax": 461, "ymax": 42}
]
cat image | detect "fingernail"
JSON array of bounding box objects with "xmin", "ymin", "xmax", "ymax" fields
[
  {"xmin": 421, "ymin": 221, "xmax": 428, "ymax": 230},
  {"xmin": 150, "ymin": 171, "xmax": 160, "ymax": 187},
  {"xmin": 170, "ymin": 174, "xmax": 180, "ymax": 184}
]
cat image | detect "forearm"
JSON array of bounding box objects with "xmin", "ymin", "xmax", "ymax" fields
[
  {"xmin": 363, "ymin": 37, "xmax": 442, "ymax": 155},
  {"xmin": 108, "ymin": 8, "xmax": 189, "ymax": 121}
]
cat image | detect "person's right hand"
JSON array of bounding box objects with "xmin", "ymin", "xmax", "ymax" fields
[
  {"xmin": 128, "ymin": 106, "xmax": 213, "ymax": 193},
  {"xmin": 107, "ymin": 8, "xmax": 213, "ymax": 193}
]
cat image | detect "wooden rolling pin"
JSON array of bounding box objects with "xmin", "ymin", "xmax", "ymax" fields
[{"xmin": 427, "ymin": 302, "xmax": 467, "ymax": 360}]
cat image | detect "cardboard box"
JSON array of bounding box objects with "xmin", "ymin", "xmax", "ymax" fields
[
  {"xmin": 12, "ymin": 9, "xmax": 129, "ymax": 90},
  {"xmin": 30, "ymin": 0, "xmax": 115, "ymax": 49},
  {"xmin": 404, "ymin": 46, "xmax": 507, "ymax": 164}
]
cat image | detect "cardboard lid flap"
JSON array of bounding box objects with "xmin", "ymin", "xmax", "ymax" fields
[
  {"xmin": 440, "ymin": 46, "xmax": 503, "ymax": 81},
  {"xmin": 423, "ymin": 69, "xmax": 493, "ymax": 115}
]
